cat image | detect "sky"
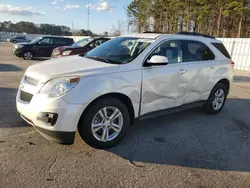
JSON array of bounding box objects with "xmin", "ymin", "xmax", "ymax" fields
[{"xmin": 0, "ymin": 0, "xmax": 132, "ymax": 34}]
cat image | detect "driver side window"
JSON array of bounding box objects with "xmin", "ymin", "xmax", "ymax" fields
[
  {"xmin": 39, "ymin": 38, "xmax": 52, "ymax": 44},
  {"xmin": 148, "ymin": 40, "xmax": 182, "ymax": 64}
]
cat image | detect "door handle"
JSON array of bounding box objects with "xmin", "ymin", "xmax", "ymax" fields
[
  {"xmin": 209, "ymin": 65, "xmax": 215, "ymax": 69},
  {"xmin": 178, "ymin": 69, "xmax": 187, "ymax": 74}
]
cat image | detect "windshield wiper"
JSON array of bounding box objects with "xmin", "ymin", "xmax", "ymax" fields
[{"xmin": 85, "ymin": 56, "xmax": 115, "ymax": 64}]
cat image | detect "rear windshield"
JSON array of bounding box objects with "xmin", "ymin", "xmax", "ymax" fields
[{"xmin": 212, "ymin": 43, "xmax": 231, "ymax": 59}]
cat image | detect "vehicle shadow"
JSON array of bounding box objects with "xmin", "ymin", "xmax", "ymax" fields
[
  {"xmin": 234, "ymin": 76, "xmax": 250, "ymax": 83},
  {"xmin": 0, "ymin": 64, "xmax": 22, "ymax": 72},
  {"xmin": 0, "ymin": 87, "xmax": 28, "ymax": 128},
  {"xmin": 32, "ymin": 57, "xmax": 50, "ymax": 62},
  {"xmin": 109, "ymin": 98, "xmax": 250, "ymax": 172}
]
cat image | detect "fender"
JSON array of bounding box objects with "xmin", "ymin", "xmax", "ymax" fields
[{"xmin": 62, "ymin": 69, "xmax": 142, "ymax": 118}]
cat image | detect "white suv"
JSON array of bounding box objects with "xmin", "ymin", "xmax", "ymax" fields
[{"xmin": 16, "ymin": 32, "xmax": 234, "ymax": 149}]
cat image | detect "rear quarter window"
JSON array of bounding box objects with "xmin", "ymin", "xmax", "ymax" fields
[{"xmin": 212, "ymin": 43, "xmax": 231, "ymax": 59}]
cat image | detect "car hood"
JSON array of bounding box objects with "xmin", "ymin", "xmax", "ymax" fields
[{"xmin": 25, "ymin": 55, "xmax": 120, "ymax": 83}]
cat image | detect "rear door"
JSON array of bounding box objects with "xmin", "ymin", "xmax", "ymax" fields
[
  {"xmin": 50, "ymin": 38, "xmax": 68, "ymax": 55},
  {"xmin": 20, "ymin": 37, "xmax": 27, "ymax": 43},
  {"xmin": 181, "ymin": 40, "xmax": 217, "ymax": 104}
]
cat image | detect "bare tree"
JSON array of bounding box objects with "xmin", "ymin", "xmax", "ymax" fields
[{"xmin": 111, "ymin": 21, "xmax": 126, "ymax": 36}]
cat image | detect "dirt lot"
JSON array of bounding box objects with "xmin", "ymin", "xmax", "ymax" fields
[{"xmin": 0, "ymin": 43, "xmax": 250, "ymax": 188}]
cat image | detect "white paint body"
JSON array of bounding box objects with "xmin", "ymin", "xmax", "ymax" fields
[{"xmin": 16, "ymin": 33, "xmax": 233, "ymax": 134}]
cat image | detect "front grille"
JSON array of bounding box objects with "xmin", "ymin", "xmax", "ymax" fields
[
  {"xmin": 20, "ymin": 90, "xmax": 33, "ymax": 102},
  {"xmin": 24, "ymin": 76, "xmax": 39, "ymax": 86}
]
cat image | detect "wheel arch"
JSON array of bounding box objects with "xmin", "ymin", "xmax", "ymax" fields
[
  {"xmin": 78, "ymin": 92, "xmax": 135, "ymax": 126},
  {"xmin": 216, "ymin": 78, "xmax": 230, "ymax": 94}
]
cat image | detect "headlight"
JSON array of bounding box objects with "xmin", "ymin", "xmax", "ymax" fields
[
  {"xmin": 39, "ymin": 76, "xmax": 80, "ymax": 98},
  {"xmin": 62, "ymin": 50, "xmax": 72, "ymax": 56}
]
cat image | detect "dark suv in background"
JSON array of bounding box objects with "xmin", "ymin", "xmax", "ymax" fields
[
  {"xmin": 51, "ymin": 37, "xmax": 110, "ymax": 58},
  {"xmin": 13, "ymin": 36, "xmax": 74, "ymax": 60}
]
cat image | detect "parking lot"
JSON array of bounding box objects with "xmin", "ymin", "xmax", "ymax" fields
[{"xmin": 0, "ymin": 42, "xmax": 250, "ymax": 188}]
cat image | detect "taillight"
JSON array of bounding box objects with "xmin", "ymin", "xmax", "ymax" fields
[{"xmin": 231, "ymin": 61, "xmax": 235, "ymax": 70}]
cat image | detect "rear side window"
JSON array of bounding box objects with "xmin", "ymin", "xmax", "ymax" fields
[
  {"xmin": 66, "ymin": 38, "xmax": 74, "ymax": 45},
  {"xmin": 183, "ymin": 40, "xmax": 215, "ymax": 62},
  {"xmin": 212, "ymin": 43, "xmax": 231, "ymax": 59},
  {"xmin": 53, "ymin": 38, "xmax": 70, "ymax": 45},
  {"xmin": 95, "ymin": 39, "xmax": 108, "ymax": 46}
]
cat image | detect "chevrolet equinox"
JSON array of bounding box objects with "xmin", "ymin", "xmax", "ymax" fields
[{"xmin": 16, "ymin": 32, "xmax": 234, "ymax": 149}]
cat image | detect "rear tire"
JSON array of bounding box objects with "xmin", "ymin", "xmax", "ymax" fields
[
  {"xmin": 78, "ymin": 97, "xmax": 130, "ymax": 149},
  {"xmin": 204, "ymin": 83, "xmax": 228, "ymax": 114}
]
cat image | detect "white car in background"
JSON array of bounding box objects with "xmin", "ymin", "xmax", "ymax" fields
[
  {"xmin": 16, "ymin": 32, "xmax": 234, "ymax": 149},
  {"xmin": 7, "ymin": 36, "xmax": 30, "ymax": 43}
]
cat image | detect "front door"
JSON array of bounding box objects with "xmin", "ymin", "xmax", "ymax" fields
[
  {"xmin": 33, "ymin": 37, "xmax": 55, "ymax": 57},
  {"xmin": 141, "ymin": 40, "xmax": 189, "ymax": 115}
]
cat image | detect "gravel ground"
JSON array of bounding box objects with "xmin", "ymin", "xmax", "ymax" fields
[{"xmin": 0, "ymin": 43, "xmax": 250, "ymax": 188}]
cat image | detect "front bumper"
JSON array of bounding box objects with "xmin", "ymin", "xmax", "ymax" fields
[
  {"xmin": 16, "ymin": 90, "xmax": 86, "ymax": 144},
  {"xmin": 21, "ymin": 115, "xmax": 75, "ymax": 144},
  {"xmin": 13, "ymin": 48, "xmax": 24, "ymax": 57}
]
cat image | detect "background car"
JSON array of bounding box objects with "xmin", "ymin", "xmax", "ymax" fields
[
  {"xmin": 51, "ymin": 37, "xmax": 110, "ymax": 58},
  {"xmin": 13, "ymin": 36, "xmax": 74, "ymax": 60},
  {"xmin": 7, "ymin": 36, "xmax": 30, "ymax": 43}
]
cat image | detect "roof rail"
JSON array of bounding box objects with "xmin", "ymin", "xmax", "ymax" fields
[
  {"xmin": 176, "ymin": 32, "xmax": 215, "ymax": 39},
  {"xmin": 142, "ymin": 31, "xmax": 165, "ymax": 34}
]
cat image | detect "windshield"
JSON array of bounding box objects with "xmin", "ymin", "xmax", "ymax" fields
[
  {"xmin": 72, "ymin": 38, "xmax": 93, "ymax": 47},
  {"xmin": 84, "ymin": 37, "xmax": 153, "ymax": 64},
  {"xmin": 30, "ymin": 37, "xmax": 42, "ymax": 44}
]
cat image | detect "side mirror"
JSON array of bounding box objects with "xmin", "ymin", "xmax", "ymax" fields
[{"xmin": 147, "ymin": 55, "xmax": 168, "ymax": 65}]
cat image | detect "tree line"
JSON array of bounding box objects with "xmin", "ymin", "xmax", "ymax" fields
[
  {"xmin": 0, "ymin": 21, "xmax": 97, "ymax": 36},
  {"xmin": 127, "ymin": 0, "xmax": 250, "ymax": 38}
]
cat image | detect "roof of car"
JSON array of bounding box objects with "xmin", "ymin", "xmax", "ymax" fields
[
  {"xmin": 121, "ymin": 32, "xmax": 220, "ymax": 42},
  {"xmin": 42, "ymin": 36, "xmax": 72, "ymax": 39},
  {"xmin": 121, "ymin": 33, "xmax": 163, "ymax": 39}
]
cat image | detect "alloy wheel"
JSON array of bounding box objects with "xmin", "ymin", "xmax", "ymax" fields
[
  {"xmin": 212, "ymin": 88, "xmax": 225, "ymax": 110},
  {"xmin": 24, "ymin": 52, "xmax": 33, "ymax": 60},
  {"xmin": 91, "ymin": 106, "xmax": 123, "ymax": 142}
]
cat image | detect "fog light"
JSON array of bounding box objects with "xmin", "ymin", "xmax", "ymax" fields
[{"xmin": 37, "ymin": 112, "xmax": 58, "ymax": 126}]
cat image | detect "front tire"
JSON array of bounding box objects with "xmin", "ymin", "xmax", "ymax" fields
[
  {"xmin": 78, "ymin": 97, "xmax": 130, "ymax": 149},
  {"xmin": 205, "ymin": 83, "xmax": 228, "ymax": 114},
  {"xmin": 23, "ymin": 51, "xmax": 33, "ymax": 60}
]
